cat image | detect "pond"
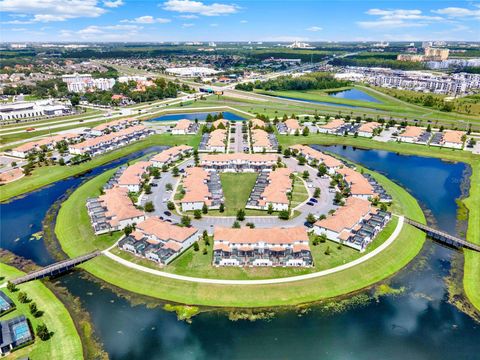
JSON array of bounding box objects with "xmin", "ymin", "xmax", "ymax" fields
[
  {"xmin": 1, "ymin": 145, "xmax": 478, "ymax": 359},
  {"xmin": 328, "ymin": 88, "xmax": 383, "ymax": 104},
  {"xmin": 147, "ymin": 111, "xmax": 245, "ymax": 122}
]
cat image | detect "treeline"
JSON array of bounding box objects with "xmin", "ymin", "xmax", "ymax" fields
[
  {"xmin": 235, "ymin": 72, "xmax": 350, "ymax": 91},
  {"xmin": 2, "ymin": 79, "xmax": 68, "ymax": 98},
  {"xmin": 332, "ymin": 55, "xmax": 426, "ymax": 70},
  {"xmin": 381, "ymin": 89, "xmax": 455, "ymax": 112},
  {"xmin": 91, "ymin": 66, "xmax": 119, "ymax": 79}
]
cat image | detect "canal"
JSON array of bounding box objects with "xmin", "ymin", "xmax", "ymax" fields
[{"xmin": 1, "ymin": 146, "xmax": 479, "ymax": 359}]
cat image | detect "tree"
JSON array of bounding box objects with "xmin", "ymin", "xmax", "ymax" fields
[
  {"xmin": 302, "ymin": 127, "xmax": 310, "ymax": 136},
  {"xmin": 313, "ymin": 187, "xmax": 321, "ymax": 198},
  {"xmin": 294, "ymin": 129, "xmax": 300, "ymax": 136},
  {"xmin": 172, "ymin": 167, "xmax": 179, "ymax": 177},
  {"xmin": 219, "ymin": 203, "xmax": 225, "ymax": 213},
  {"xmin": 150, "ymin": 167, "xmax": 160, "ymax": 179},
  {"xmin": 194, "ymin": 210, "xmax": 202, "ymax": 219},
  {"xmin": 124, "ymin": 224, "xmax": 133, "ymax": 236},
  {"xmin": 283, "ymin": 148, "xmax": 291, "ymax": 158},
  {"xmin": 144, "ymin": 201, "xmax": 155, "ymax": 212},
  {"xmin": 193, "ymin": 242, "xmax": 200, "ymax": 251},
  {"xmin": 267, "ymin": 203, "xmax": 274, "ymax": 214},
  {"xmin": 232, "ymin": 221, "xmax": 241, "ymax": 228},
  {"xmin": 426, "ymin": 124, "xmax": 432, "ymax": 132},
  {"xmin": 236, "ymin": 209, "xmax": 246, "ymax": 221},
  {"xmin": 29, "ymin": 302, "xmax": 38, "ymax": 316},
  {"xmin": 181, "ymin": 215, "xmax": 191, "ymax": 227},
  {"xmin": 317, "ymin": 164, "xmax": 327, "ymax": 177},
  {"xmin": 319, "ymin": 234, "xmax": 327, "ymax": 243},
  {"xmin": 6, "ymin": 282, "xmax": 16, "ymax": 292},
  {"xmin": 167, "ymin": 201, "xmax": 175, "ymax": 210},
  {"xmin": 58, "ymin": 158, "xmax": 65, "ymax": 166},
  {"xmin": 161, "ymin": 164, "xmax": 168, "ymax": 172},
  {"xmin": 144, "ymin": 184, "xmax": 152, "ymax": 194},
  {"xmin": 165, "ymin": 183, "xmax": 173, "ymax": 191},
  {"xmin": 17, "ymin": 291, "xmax": 29, "ymax": 303},
  {"xmin": 302, "ymin": 170, "xmax": 309, "ymax": 179},
  {"xmin": 202, "ymin": 247, "xmax": 208, "ymax": 255},
  {"xmin": 334, "ymin": 192, "xmax": 344, "ymax": 205},
  {"xmin": 324, "ymin": 246, "xmax": 331, "ymax": 255},
  {"xmin": 202, "ymin": 203, "xmax": 208, "ymax": 214},
  {"xmin": 278, "ymin": 210, "xmax": 290, "ymax": 220},
  {"xmin": 306, "ymin": 213, "xmax": 316, "ymax": 224},
  {"xmin": 36, "ymin": 324, "xmax": 50, "ymax": 341}
]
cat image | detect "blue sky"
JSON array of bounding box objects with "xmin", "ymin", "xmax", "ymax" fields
[{"xmin": 1, "ymin": 0, "xmax": 479, "ymax": 42}]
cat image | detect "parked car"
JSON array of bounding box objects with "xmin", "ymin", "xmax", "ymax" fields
[
  {"xmin": 165, "ymin": 219, "xmax": 172, "ymax": 223},
  {"xmin": 303, "ymin": 221, "xmax": 314, "ymax": 228},
  {"xmin": 306, "ymin": 202, "xmax": 315, "ymax": 206},
  {"xmin": 151, "ymin": 183, "xmax": 158, "ymax": 187},
  {"xmin": 309, "ymin": 198, "xmax": 318, "ymax": 203},
  {"xmin": 164, "ymin": 211, "xmax": 172, "ymax": 216}
]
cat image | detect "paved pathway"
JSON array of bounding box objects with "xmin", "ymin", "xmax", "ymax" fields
[{"xmin": 103, "ymin": 216, "xmax": 404, "ymax": 285}]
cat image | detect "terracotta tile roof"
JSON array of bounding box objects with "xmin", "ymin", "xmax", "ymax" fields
[
  {"xmin": 442, "ymin": 130, "xmax": 464, "ymax": 144},
  {"xmin": 92, "ymin": 118, "xmax": 137, "ymax": 132},
  {"xmin": 214, "ymin": 243, "xmax": 231, "ymax": 252},
  {"xmin": 293, "ymin": 244, "xmax": 310, "ymax": 253},
  {"xmin": 180, "ymin": 167, "xmax": 212, "ymax": 206},
  {"xmin": 318, "ymin": 118, "xmax": 345, "ymax": 130},
  {"xmin": 98, "ymin": 187, "xmax": 144, "ymax": 226},
  {"xmin": 400, "ymin": 126, "xmax": 424, "ymax": 138},
  {"xmin": 251, "ymin": 129, "xmax": 272, "ymax": 149},
  {"xmin": 289, "ymin": 145, "xmax": 343, "ymax": 168},
  {"xmin": 284, "ymin": 118, "xmax": 301, "ymax": 130},
  {"xmin": 136, "ymin": 217, "xmax": 197, "ymax": 242},
  {"xmin": 200, "ymin": 153, "xmax": 277, "ymax": 164},
  {"xmin": 151, "ymin": 145, "xmax": 192, "ymax": 163},
  {"xmin": 258, "ymin": 168, "xmax": 292, "ymax": 206},
  {"xmin": 163, "ymin": 240, "xmax": 183, "ymax": 252},
  {"xmin": 314, "ymin": 197, "xmax": 371, "ymax": 233},
  {"xmin": 117, "ymin": 161, "xmax": 151, "ymax": 187},
  {"xmin": 70, "ymin": 125, "xmax": 146, "ymax": 150},
  {"xmin": 13, "ymin": 133, "xmax": 80, "ymax": 152},
  {"xmin": 174, "ymin": 119, "xmax": 192, "ymax": 130},
  {"xmin": 212, "ymin": 119, "xmax": 228, "ymax": 128},
  {"xmin": 214, "ymin": 226, "xmax": 309, "ymax": 245},
  {"xmin": 336, "ymin": 167, "xmax": 376, "ymax": 196},
  {"xmin": 358, "ymin": 122, "xmax": 381, "ymax": 133},
  {"xmin": 207, "ymin": 129, "xmax": 227, "ymax": 147},
  {"xmin": 250, "ymin": 118, "xmax": 265, "ymax": 128}
]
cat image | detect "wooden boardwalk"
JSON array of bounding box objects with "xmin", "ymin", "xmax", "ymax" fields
[
  {"xmin": 11, "ymin": 251, "xmax": 101, "ymax": 285},
  {"xmin": 405, "ymin": 218, "xmax": 480, "ymax": 252}
]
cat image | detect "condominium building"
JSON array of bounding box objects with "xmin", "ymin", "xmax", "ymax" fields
[
  {"xmin": 62, "ymin": 73, "xmax": 115, "ymax": 93},
  {"xmin": 86, "ymin": 186, "xmax": 145, "ymax": 234},
  {"xmin": 11, "ymin": 133, "xmax": 80, "ymax": 158},
  {"xmin": 200, "ymin": 153, "xmax": 277, "ymax": 172},
  {"xmin": 171, "ymin": 119, "xmax": 199, "ymax": 135},
  {"xmin": 213, "ymin": 227, "xmax": 313, "ymax": 267},
  {"xmin": 439, "ymin": 130, "xmax": 465, "ymax": 149},
  {"xmin": 251, "ymin": 129, "xmax": 276, "ymax": 152},
  {"xmin": 117, "ymin": 161, "xmax": 152, "ymax": 193},
  {"xmin": 289, "ymin": 145, "xmax": 343, "ymax": 174},
  {"xmin": 179, "ymin": 167, "xmax": 223, "ymax": 211},
  {"xmin": 357, "ymin": 122, "xmax": 382, "ymax": 137},
  {"xmin": 250, "ymin": 118, "xmax": 265, "ymax": 129},
  {"xmin": 397, "ymin": 126, "xmax": 427, "ymax": 143},
  {"xmin": 150, "ymin": 145, "xmax": 193, "ymax": 168},
  {"xmin": 246, "ymin": 168, "xmax": 292, "ymax": 211},
  {"xmin": 205, "ymin": 129, "xmax": 228, "ymax": 153},
  {"xmin": 277, "ymin": 118, "xmax": 302, "ymax": 135},
  {"xmin": 90, "ymin": 118, "xmax": 139, "ymax": 136},
  {"xmin": 317, "ymin": 119, "xmax": 345, "ymax": 134},
  {"xmin": 313, "ymin": 197, "xmax": 390, "ymax": 251},
  {"xmin": 336, "ymin": 167, "xmax": 377, "ymax": 200},
  {"xmin": 119, "ymin": 217, "xmax": 200, "ymax": 265}
]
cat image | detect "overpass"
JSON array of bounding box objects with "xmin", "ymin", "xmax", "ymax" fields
[
  {"xmin": 405, "ymin": 218, "xmax": 480, "ymax": 252},
  {"xmin": 9, "ymin": 251, "xmax": 101, "ymax": 286}
]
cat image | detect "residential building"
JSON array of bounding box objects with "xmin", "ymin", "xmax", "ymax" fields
[
  {"xmin": 250, "ymin": 118, "xmax": 265, "ymax": 129},
  {"xmin": 440, "ymin": 130, "xmax": 465, "ymax": 149},
  {"xmin": 172, "ymin": 119, "xmax": 198, "ymax": 135},
  {"xmin": 0, "ymin": 315, "xmax": 33, "ymax": 355},
  {"xmin": 246, "ymin": 168, "xmax": 292, "ymax": 211},
  {"xmin": 150, "ymin": 145, "xmax": 193, "ymax": 168},
  {"xmin": 86, "ymin": 186, "xmax": 145, "ymax": 234},
  {"xmin": 62, "ymin": 73, "xmax": 115, "ymax": 93},
  {"xmin": 357, "ymin": 122, "xmax": 382, "ymax": 137},
  {"xmin": 0, "ymin": 291, "xmax": 14, "ymax": 315},
  {"xmin": 336, "ymin": 167, "xmax": 377, "ymax": 200},
  {"xmin": 317, "ymin": 119, "xmax": 345, "ymax": 134},
  {"xmin": 89, "ymin": 118, "xmax": 139, "ymax": 136},
  {"xmin": 200, "ymin": 153, "xmax": 277, "ymax": 172},
  {"xmin": 213, "ymin": 227, "xmax": 313, "ymax": 267},
  {"xmin": 251, "ymin": 129, "xmax": 276, "ymax": 152},
  {"xmin": 117, "ymin": 161, "xmax": 152, "ymax": 193},
  {"xmin": 119, "ymin": 217, "xmax": 200, "ymax": 265},
  {"xmin": 283, "ymin": 118, "xmax": 302, "ymax": 135},
  {"xmin": 289, "ymin": 145, "xmax": 343, "ymax": 174},
  {"xmin": 180, "ymin": 167, "xmax": 223, "ymax": 211},
  {"xmin": 203, "ymin": 129, "xmax": 227, "ymax": 153},
  {"xmin": 313, "ymin": 197, "xmax": 391, "ymax": 251},
  {"xmin": 398, "ymin": 126, "xmax": 427, "ymax": 143},
  {"xmin": 11, "ymin": 133, "xmax": 80, "ymax": 158}
]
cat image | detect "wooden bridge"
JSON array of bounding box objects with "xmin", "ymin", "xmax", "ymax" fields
[
  {"xmin": 405, "ymin": 218, "xmax": 480, "ymax": 252},
  {"xmin": 11, "ymin": 251, "xmax": 101, "ymax": 285}
]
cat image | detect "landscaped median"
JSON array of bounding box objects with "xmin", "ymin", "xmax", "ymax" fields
[
  {"xmin": 0, "ymin": 264, "xmax": 83, "ymax": 359},
  {"xmin": 55, "ymin": 153, "xmax": 426, "ymax": 307}
]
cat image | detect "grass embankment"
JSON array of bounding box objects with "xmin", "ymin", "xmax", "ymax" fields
[
  {"xmin": 0, "ymin": 133, "xmax": 201, "ymax": 202},
  {"xmin": 0, "ymin": 264, "xmax": 83, "ymax": 359},
  {"xmin": 280, "ymin": 132, "xmax": 480, "ymax": 311},
  {"xmin": 55, "ymin": 151, "xmax": 426, "ymax": 307}
]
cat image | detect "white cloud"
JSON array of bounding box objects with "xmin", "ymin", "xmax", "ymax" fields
[
  {"xmin": 178, "ymin": 14, "xmax": 198, "ymax": 19},
  {"xmin": 306, "ymin": 26, "xmax": 322, "ymax": 32},
  {"xmin": 210, "ymin": 23, "xmax": 218, "ymax": 27},
  {"xmin": 121, "ymin": 15, "xmax": 171, "ymax": 24},
  {"xmin": 0, "ymin": 0, "xmax": 107, "ymax": 22},
  {"xmin": 240, "ymin": 19, "xmax": 247, "ymax": 23},
  {"xmin": 3, "ymin": 19, "xmax": 34, "ymax": 24},
  {"xmin": 162, "ymin": 0, "xmax": 239, "ymax": 16},
  {"xmin": 358, "ymin": 8, "xmax": 443, "ymax": 29},
  {"xmin": 103, "ymin": 0, "xmax": 123, "ymax": 8},
  {"xmin": 182, "ymin": 23, "xmax": 194, "ymax": 27},
  {"xmin": 11, "ymin": 27, "xmax": 27, "ymax": 31},
  {"xmin": 62, "ymin": 24, "xmax": 143, "ymax": 40},
  {"xmin": 432, "ymin": 7, "xmax": 480, "ymax": 19}
]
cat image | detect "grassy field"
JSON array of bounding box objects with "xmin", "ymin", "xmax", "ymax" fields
[
  {"xmin": 0, "ymin": 133, "xmax": 201, "ymax": 202},
  {"xmin": 0, "ymin": 264, "xmax": 83, "ymax": 359},
  {"xmin": 290, "ymin": 176, "xmax": 310, "ymax": 208},
  {"xmin": 219, "ymin": 172, "xmax": 257, "ymax": 215},
  {"xmin": 55, "ymin": 150, "xmax": 426, "ymax": 307}
]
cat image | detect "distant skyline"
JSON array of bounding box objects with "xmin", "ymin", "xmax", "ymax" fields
[{"xmin": 1, "ymin": 0, "xmax": 479, "ymax": 42}]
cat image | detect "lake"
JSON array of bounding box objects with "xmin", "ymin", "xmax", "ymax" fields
[
  {"xmin": 147, "ymin": 111, "xmax": 245, "ymax": 122},
  {"xmin": 1, "ymin": 146, "xmax": 478, "ymax": 359},
  {"xmin": 328, "ymin": 88, "xmax": 383, "ymax": 104}
]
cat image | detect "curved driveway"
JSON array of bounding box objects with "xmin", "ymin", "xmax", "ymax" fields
[{"xmin": 102, "ymin": 216, "xmax": 404, "ymax": 285}]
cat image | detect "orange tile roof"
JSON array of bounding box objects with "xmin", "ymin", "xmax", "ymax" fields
[
  {"xmin": 251, "ymin": 129, "xmax": 272, "ymax": 149},
  {"xmin": 318, "ymin": 118, "xmax": 345, "ymax": 130},
  {"xmin": 250, "ymin": 118, "xmax": 265, "ymax": 128},
  {"xmin": 400, "ymin": 126, "xmax": 424, "ymax": 138},
  {"xmin": 151, "ymin": 145, "xmax": 192, "ymax": 163},
  {"xmin": 258, "ymin": 168, "xmax": 292, "ymax": 206},
  {"xmin": 164, "ymin": 240, "xmax": 183, "ymax": 252},
  {"xmin": 200, "ymin": 153, "xmax": 277, "ymax": 164},
  {"xmin": 92, "ymin": 118, "xmax": 137, "ymax": 132},
  {"xmin": 213, "ymin": 243, "xmax": 231, "ymax": 252},
  {"xmin": 293, "ymin": 243, "xmax": 310, "ymax": 253},
  {"xmin": 284, "ymin": 118, "xmax": 301, "ymax": 130},
  {"xmin": 314, "ymin": 197, "xmax": 371, "ymax": 233},
  {"xmin": 207, "ymin": 129, "xmax": 227, "ymax": 147},
  {"xmin": 289, "ymin": 145, "xmax": 343, "ymax": 168},
  {"xmin": 212, "ymin": 119, "xmax": 228, "ymax": 128},
  {"xmin": 358, "ymin": 122, "xmax": 381, "ymax": 133},
  {"xmin": 70, "ymin": 125, "xmax": 146, "ymax": 150},
  {"xmin": 136, "ymin": 217, "xmax": 197, "ymax": 242},
  {"xmin": 180, "ymin": 167, "xmax": 212, "ymax": 206},
  {"xmin": 98, "ymin": 187, "xmax": 144, "ymax": 226},
  {"xmin": 117, "ymin": 161, "xmax": 151, "ymax": 187},
  {"xmin": 336, "ymin": 167, "xmax": 376, "ymax": 196},
  {"xmin": 214, "ymin": 226, "xmax": 309, "ymax": 245},
  {"xmin": 13, "ymin": 133, "xmax": 79, "ymax": 152},
  {"xmin": 174, "ymin": 119, "xmax": 192, "ymax": 130},
  {"xmin": 442, "ymin": 130, "xmax": 464, "ymax": 144}
]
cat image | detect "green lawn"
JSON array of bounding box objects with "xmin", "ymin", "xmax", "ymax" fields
[
  {"xmin": 290, "ymin": 176, "xmax": 310, "ymax": 208},
  {"xmin": 219, "ymin": 172, "xmax": 257, "ymax": 215},
  {"xmin": 0, "ymin": 264, "xmax": 83, "ymax": 360},
  {"xmin": 55, "ymin": 151, "xmax": 426, "ymax": 307},
  {"xmin": 0, "ymin": 133, "xmax": 201, "ymax": 202}
]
